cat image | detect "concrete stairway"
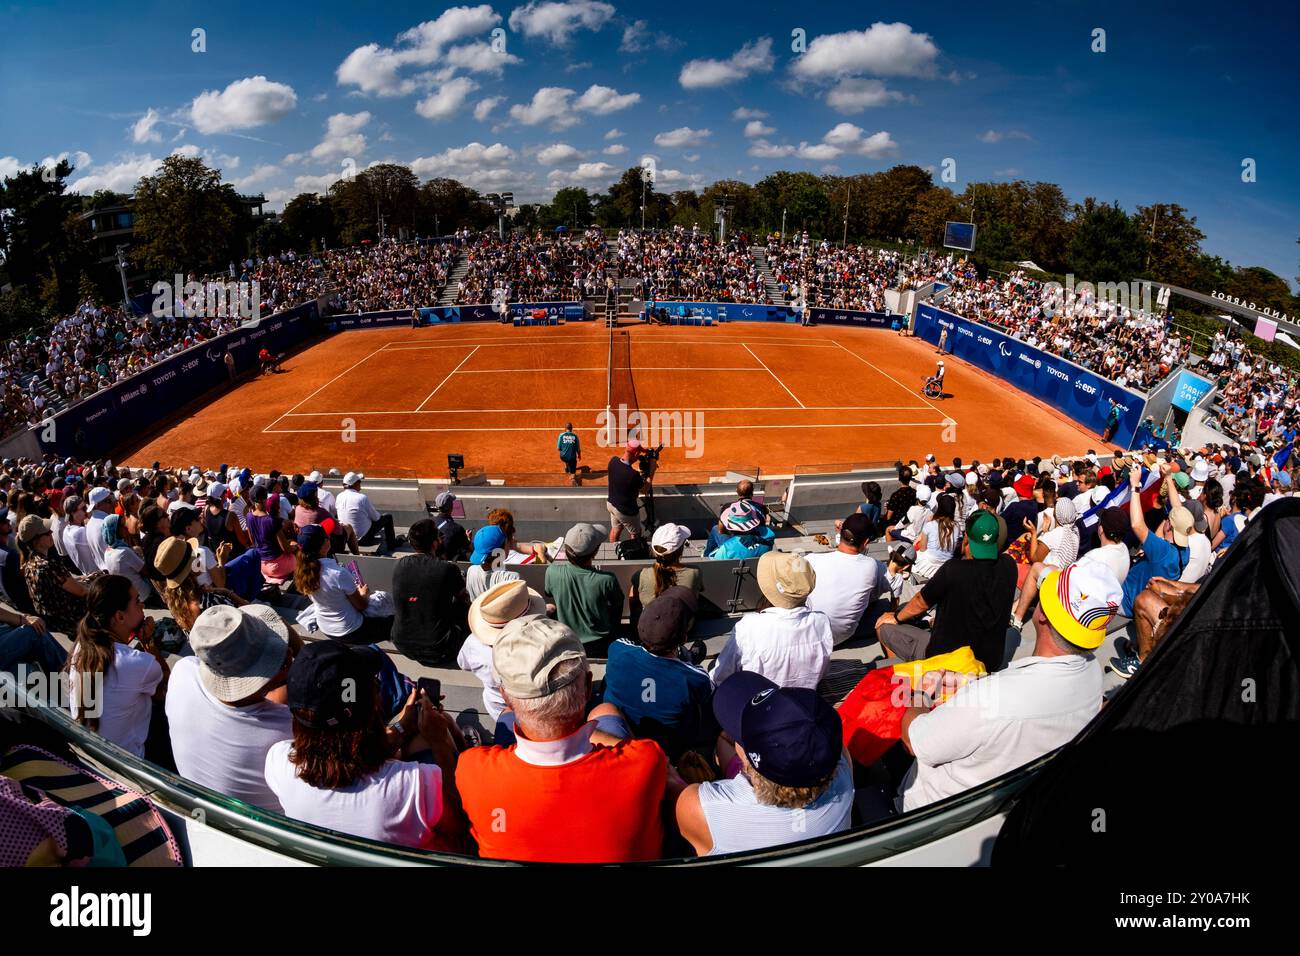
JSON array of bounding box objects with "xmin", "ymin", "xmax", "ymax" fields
[
  {"xmin": 750, "ymin": 245, "xmax": 787, "ymax": 304},
  {"xmin": 437, "ymin": 248, "xmax": 469, "ymax": 305}
]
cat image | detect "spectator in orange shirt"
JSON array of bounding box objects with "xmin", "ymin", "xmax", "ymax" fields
[{"xmin": 455, "ymin": 617, "xmax": 677, "ymax": 862}]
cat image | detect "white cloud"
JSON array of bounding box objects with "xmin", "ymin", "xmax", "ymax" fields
[
  {"xmin": 190, "ymin": 76, "xmax": 297, "ymax": 133},
  {"xmin": 679, "ymin": 37, "xmax": 773, "ymax": 89},
  {"xmin": 293, "ymin": 171, "xmax": 346, "ymax": 194},
  {"xmin": 789, "ymin": 22, "xmax": 940, "ymax": 80},
  {"xmin": 474, "ymin": 96, "xmax": 504, "ymax": 121},
  {"xmin": 508, "ymin": 1, "xmax": 615, "ymax": 45},
  {"xmin": 171, "ymin": 144, "xmax": 202, "ymax": 158},
  {"xmin": 573, "ymin": 84, "xmax": 640, "ymax": 114},
  {"xmin": 416, "ymin": 77, "xmax": 479, "ymax": 120},
  {"xmin": 749, "ymin": 123, "xmax": 897, "ymax": 161},
  {"xmin": 132, "ymin": 109, "xmax": 162, "ymax": 144},
  {"xmin": 0, "ymin": 156, "xmax": 24, "ymax": 180},
  {"xmin": 683, "ymin": 153, "xmax": 700, "ymax": 162},
  {"xmin": 603, "ymin": 143, "xmax": 627, "ymax": 155},
  {"xmin": 743, "ymin": 119, "xmax": 775, "ymax": 138},
  {"xmin": 655, "ymin": 167, "xmax": 705, "ymax": 188},
  {"xmin": 654, "ymin": 126, "xmax": 711, "ymax": 148},
  {"xmin": 604, "ymin": 128, "xmax": 624, "ymax": 139},
  {"xmin": 443, "ymin": 40, "xmax": 522, "ymax": 75},
  {"xmin": 620, "ymin": 19, "xmax": 680, "ymax": 53},
  {"xmin": 547, "ymin": 160, "xmax": 617, "ymax": 186},
  {"xmin": 825, "ymin": 77, "xmax": 909, "ymax": 112},
  {"xmin": 310, "ymin": 111, "xmax": 371, "ymax": 160},
  {"xmin": 39, "ymin": 150, "xmax": 94, "ymax": 172},
  {"xmin": 993, "ymin": 167, "xmax": 1021, "ymax": 177},
  {"xmin": 509, "ymin": 86, "xmax": 578, "ymax": 128},
  {"xmin": 979, "ymin": 129, "xmax": 1032, "ymax": 143},
  {"xmin": 217, "ymin": 153, "xmax": 240, "ymax": 170},
  {"xmin": 234, "ymin": 163, "xmax": 281, "ymax": 190},
  {"xmin": 409, "ymin": 141, "xmax": 516, "ymax": 179},
  {"xmin": 336, "ymin": 6, "xmax": 505, "ymax": 96},
  {"xmin": 68, "ymin": 154, "xmax": 164, "ymax": 194},
  {"xmin": 536, "ymin": 143, "xmax": 582, "ymax": 165},
  {"xmin": 732, "ymin": 107, "xmax": 768, "ymax": 120}
]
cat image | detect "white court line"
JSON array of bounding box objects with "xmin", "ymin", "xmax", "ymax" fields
[
  {"xmin": 262, "ymin": 343, "xmax": 392, "ymax": 433},
  {"xmin": 831, "ymin": 339, "xmax": 953, "ymax": 422},
  {"xmin": 742, "ymin": 343, "xmax": 805, "ymax": 409},
  {"xmin": 446, "ymin": 366, "xmax": 763, "ymax": 373},
  {"xmin": 414, "ymin": 345, "xmax": 480, "ymax": 411},
  {"xmin": 264, "ymin": 421, "xmax": 952, "ymax": 434},
  {"xmin": 282, "ymin": 404, "xmax": 931, "ymax": 416}
]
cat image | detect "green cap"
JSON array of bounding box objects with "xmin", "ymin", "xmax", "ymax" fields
[
  {"xmin": 1172, "ymin": 471, "xmax": 1192, "ymax": 490},
  {"xmin": 967, "ymin": 510, "xmax": 1000, "ymax": 559}
]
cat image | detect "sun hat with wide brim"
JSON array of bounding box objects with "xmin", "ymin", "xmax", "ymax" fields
[
  {"xmin": 189, "ymin": 604, "xmax": 290, "ymax": 703},
  {"xmin": 154, "ymin": 536, "xmax": 195, "ymax": 589},
  {"xmin": 468, "ymin": 579, "xmax": 547, "ymax": 646}
]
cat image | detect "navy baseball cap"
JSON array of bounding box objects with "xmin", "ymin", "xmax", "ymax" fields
[
  {"xmin": 713, "ymin": 672, "xmax": 842, "ymax": 788},
  {"xmin": 297, "ymin": 523, "xmax": 327, "ymax": 554},
  {"xmin": 286, "ymin": 641, "xmax": 385, "ymax": 730}
]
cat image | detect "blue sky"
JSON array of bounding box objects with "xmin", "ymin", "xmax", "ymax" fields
[{"xmin": 2, "ymin": 0, "xmax": 1297, "ymax": 288}]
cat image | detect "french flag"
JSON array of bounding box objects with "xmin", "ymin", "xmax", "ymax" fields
[{"xmin": 1081, "ymin": 466, "xmax": 1162, "ymax": 521}]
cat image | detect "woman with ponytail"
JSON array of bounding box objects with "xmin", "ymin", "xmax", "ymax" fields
[
  {"xmin": 630, "ymin": 523, "xmax": 701, "ymax": 624},
  {"xmin": 66, "ymin": 573, "xmax": 172, "ymax": 765},
  {"xmin": 294, "ymin": 523, "xmax": 392, "ymax": 644},
  {"xmin": 911, "ymin": 493, "xmax": 961, "ymax": 585}
]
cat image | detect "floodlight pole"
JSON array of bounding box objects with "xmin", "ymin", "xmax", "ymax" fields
[{"xmin": 781, "ymin": 207, "xmax": 786, "ymax": 242}]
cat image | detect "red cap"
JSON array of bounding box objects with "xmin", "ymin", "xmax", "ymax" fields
[
  {"xmin": 1013, "ymin": 475, "xmax": 1036, "ymax": 498},
  {"xmin": 320, "ymin": 517, "xmax": 337, "ymax": 536}
]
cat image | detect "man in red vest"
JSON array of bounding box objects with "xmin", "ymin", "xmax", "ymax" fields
[{"xmin": 456, "ymin": 617, "xmax": 675, "ymax": 862}]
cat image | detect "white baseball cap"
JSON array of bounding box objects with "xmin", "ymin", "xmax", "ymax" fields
[{"xmin": 343, "ymin": 471, "xmax": 364, "ymax": 487}]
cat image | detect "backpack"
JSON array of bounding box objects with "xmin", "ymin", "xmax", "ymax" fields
[{"xmin": 615, "ymin": 537, "xmax": 650, "ymax": 560}]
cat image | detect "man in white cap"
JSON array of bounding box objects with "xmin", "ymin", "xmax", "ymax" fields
[
  {"xmin": 1188, "ymin": 459, "xmax": 1210, "ymax": 500},
  {"xmin": 337, "ymin": 471, "xmax": 398, "ymax": 552},
  {"xmin": 84, "ymin": 485, "xmax": 116, "ymax": 571},
  {"xmin": 297, "ymin": 470, "xmax": 334, "ymax": 516},
  {"xmin": 897, "ymin": 561, "xmax": 1115, "ymax": 812},
  {"xmin": 165, "ymin": 604, "xmax": 296, "ymax": 813},
  {"xmin": 711, "ymin": 550, "xmax": 833, "ymax": 690}
]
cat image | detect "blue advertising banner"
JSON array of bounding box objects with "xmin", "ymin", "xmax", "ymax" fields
[
  {"xmin": 806, "ymin": 307, "xmax": 897, "ymax": 328},
  {"xmin": 1171, "ymin": 370, "xmax": 1214, "ymax": 412},
  {"xmin": 644, "ymin": 301, "xmax": 798, "ymax": 322},
  {"xmin": 506, "ymin": 301, "xmax": 586, "ymax": 321},
  {"xmin": 33, "ymin": 301, "xmax": 321, "ymax": 460},
  {"xmin": 913, "ymin": 303, "xmax": 1148, "ymax": 448}
]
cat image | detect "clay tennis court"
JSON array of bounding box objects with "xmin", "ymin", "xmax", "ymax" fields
[{"xmin": 122, "ymin": 321, "xmax": 1102, "ymax": 483}]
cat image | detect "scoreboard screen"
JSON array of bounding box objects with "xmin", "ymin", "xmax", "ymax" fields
[{"xmin": 943, "ymin": 221, "xmax": 977, "ymax": 251}]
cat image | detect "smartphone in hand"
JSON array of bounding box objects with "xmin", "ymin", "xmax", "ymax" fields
[{"xmin": 416, "ymin": 677, "xmax": 442, "ymax": 709}]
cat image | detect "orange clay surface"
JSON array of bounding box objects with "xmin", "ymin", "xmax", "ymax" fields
[{"xmin": 121, "ymin": 321, "xmax": 1104, "ymax": 484}]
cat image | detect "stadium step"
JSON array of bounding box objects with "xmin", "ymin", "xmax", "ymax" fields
[
  {"xmin": 437, "ymin": 248, "xmax": 469, "ymax": 306},
  {"xmin": 750, "ymin": 245, "xmax": 787, "ymax": 304}
]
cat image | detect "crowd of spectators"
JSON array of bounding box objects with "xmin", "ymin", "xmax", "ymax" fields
[
  {"xmin": 620, "ymin": 226, "xmax": 768, "ymax": 303},
  {"xmin": 455, "ymin": 228, "xmax": 611, "ymax": 305},
  {"xmin": 2, "ymin": 429, "xmax": 1294, "ymax": 864},
  {"xmin": 1200, "ymin": 329, "xmax": 1299, "ymax": 450},
  {"xmin": 765, "ymin": 233, "xmax": 950, "ymax": 313}
]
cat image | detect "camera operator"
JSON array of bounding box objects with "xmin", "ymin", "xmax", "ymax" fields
[{"xmin": 607, "ymin": 439, "xmax": 651, "ymax": 544}]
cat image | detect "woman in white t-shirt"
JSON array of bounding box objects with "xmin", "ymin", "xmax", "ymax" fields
[
  {"xmin": 911, "ymin": 494, "xmax": 961, "ymax": 583},
  {"xmin": 101, "ymin": 515, "xmax": 153, "ymax": 604},
  {"xmin": 264, "ymin": 641, "xmax": 465, "ymax": 851},
  {"xmin": 67, "ymin": 574, "xmax": 171, "ymax": 764},
  {"xmin": 293, "ymin": 524, "xmax": 392, "ymax": 644}
]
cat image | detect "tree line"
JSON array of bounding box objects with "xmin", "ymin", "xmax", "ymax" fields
[{"xmin": 2, "ymin": 155, "xmax": 1297, "ymax": 336}]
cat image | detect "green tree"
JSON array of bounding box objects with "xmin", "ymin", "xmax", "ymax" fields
[
  {"xmin": 543, "ymin": 187, "xmax": 594, "ymax": 230},
  {"xmin": 282, "ymin": 193, "xmax": 337, "ymax": 249},
  {"xmin": 754, "ymin": 171, "xmax": 830, "ymax": 236},
  {"xmin": 0, "ymin": 159, "xmax": 89, "ymax": 314},
  {"xmin": 0, "ymin": 287, "xmax": 42, "ymax": 340},
  {"xmin": 1136, "ymin": 203, "xmax": 1205, "ymax": 286},
  {"xmin": 252, "ymin": 219, "xmax": 292, "ymax": 257},
  {"xmin": 329, "ymin": 163, "xmax": 420, "ymax": 244},
  {"xmin": 594, "ymin": 166, "xmax": 652, "ymax": 227},
  {"xmin": 1224, "ymin": 266, "xmax": 1293, "ymax": 317},
  {"xmin": 905, "ymin": 186, "xmax": 961, "ymax": 247},
  {"xmin": 416, "ymin": 177, "xmax": 492, "ymax": 235},
  {"xmin": 1067, "ymin": 199, "xmax": 1144, "ymax": 282},
  {"xmin": 132, "ymin": 155, "xmax": 238, "ymax": 276}
]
